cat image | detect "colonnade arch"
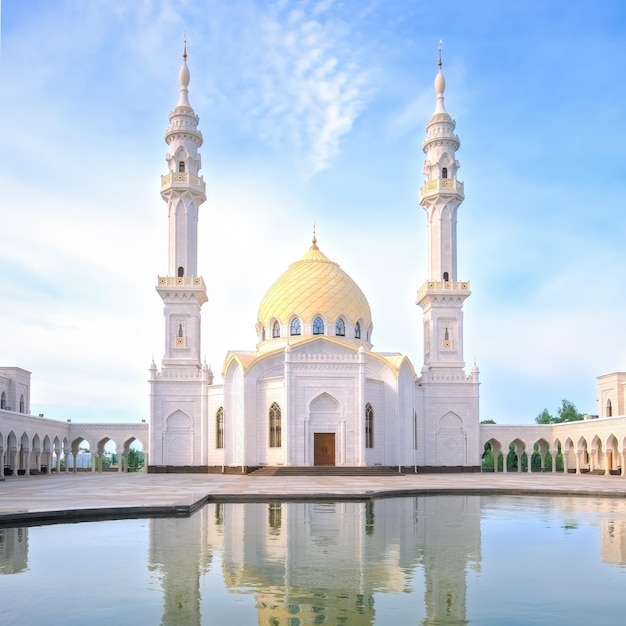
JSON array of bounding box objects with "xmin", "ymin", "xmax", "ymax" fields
[{"xmin": 481, "ymin": 422, "xmax": 626, "ymax": 477}]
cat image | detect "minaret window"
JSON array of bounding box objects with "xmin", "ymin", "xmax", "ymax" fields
[
  {"xmin": 178, "ymin": 324, "xmax": 183, "ymax": 338},
  {"xmin": 442, "ymin": 167, "xmax": 448, "ymax": 178},
  {"xmin": 355, "ymin": 321, "xmax": 361, "ymax": 339},
  {"xmin": 272, "ymin": 321, "xmax": 280, "ymax": 338},
  {"xmin": 607, "ymin": 399, "xmax": 613, "ymax": 417},
  {"xmin": 290, "ymin": 318, "xmax": 301, "ymax": 336},
  {"xmin": 178, "ymin": 161, "xmax": 185, "ymax": 173},
  {"xmin": 444, "ymin": 327, "xmax": 449, "ymax": 341},
  {"xmin": 269, "ymin": 402, "xmax": 282, "ymax": 448},
  {"xmin": 365, "ymin": 403, "xmax": 374, "ymax": 448},
  {"xmin": 335, "ymin": 318, "xmax": 345, "ymax": 336},
  {"xmin": 19, "ymin": 394, "xmax": 24, "ymax": 413},
  {"xmin": 313, "ymin": 317, "xmax": 324, "ymax": 335},
  {"xmin": 216, "ymin": 407, "xmax": 224, "ymax": 449},
  {"xmin": 177, "ymin": 266, "xmax": 184, "ymax": 277},
  {"xmin": 443, "ymin": 271, "xmax": 449, "ymax": 281}
]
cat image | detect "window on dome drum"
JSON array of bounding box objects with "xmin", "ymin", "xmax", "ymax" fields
[
  {"xmin": 178, "ymin": 161, "xmax": 185, "ymax": 173},
  {"xmin": 177, "ymin": 266, "xmax": 184, "ymax": 277},
  {"xmin": 355, "ymin": 321, "xmax": 361, "ymax": 339},
  {"xmin": 365, "ymin": 403, "xmax": 374, "ymax": 448},
  {"xmin": 269, "ymin": 402, "xmax": 282, "ymax": 448},
  {"xmin": 272, "ymin": 321, "xmax": 280, "ymax": 338},
  {"xmin": 443, "ymin": 271, "xmax": 449, "ymax": 281},
  {"xmin": 442, "ymin": 167, "xmax": 448, "ymax": 178},
  {"xmin": 313, "ymin": 317, "xmax": 324, "ymax": 335},
  {"xmin": 0, "ymin": 391, "xmax": 5, "ymax": 409},
  {"xmin": 335, "ymin": 318, "xmax": 345, "ymax": 336},
  {"xmin": 216, "ymin": 407, "xmax": 224, "ymax": 449},
  {"xmin": 607, "ymin": 399, "xmax": 613, "ymax": 417},
  {"xmin": 262, "ymin": 327, "xmax": 266, "ymax": 341},
  {"xmin": 290, "ymin": 318, "xmax": 301, "ymax": 336}
]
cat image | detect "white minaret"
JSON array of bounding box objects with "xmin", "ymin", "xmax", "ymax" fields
[
  {"xmin": 156, "ymin": 41, "xmax": 207, "ymax": 370},
  {"xmin": 417, "ymin": 44, "xmax": 470, "ymax": 372}
]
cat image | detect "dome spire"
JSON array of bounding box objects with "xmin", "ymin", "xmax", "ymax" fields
[
  {"xmin": 312, "ymin": 220, "xmax": 318, "ymax": 250},
  {"xmin": 434, "ymin": 39, "xmax": 447, "ymax": 115},
  {"xmin": 177, "ymin": 34, "xmax": 191, "ymax": 109}
]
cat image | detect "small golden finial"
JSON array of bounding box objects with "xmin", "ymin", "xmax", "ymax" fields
[
  {"xmin": 438, "ymin": 39, "xmax": 442, "ymax": 68},
  {"xmin": 312, "ymin": 221, "xmax": 318, "ymax": 248},
  {"xmin": 183, "ymin": 32, "xmax": 187, "ymax": 61}
]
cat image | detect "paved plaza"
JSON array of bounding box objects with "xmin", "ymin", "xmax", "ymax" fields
[{"xmin": 2, "ymin": 472, "xmax": 626, "ymax": 525}]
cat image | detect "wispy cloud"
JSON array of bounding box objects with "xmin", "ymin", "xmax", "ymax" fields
[{"xmin": 244, "ymin": 0, "xmax": 370, "ymax": 174}]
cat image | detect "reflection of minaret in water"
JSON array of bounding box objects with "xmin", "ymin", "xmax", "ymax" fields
[
  {"xmin": 418, "ymin": 496, "xmax": 481, "ymax": 625},
  {"xmin": 0, "ymin": 527, "xmax": 28, "ymax": 575},
  {"xmin": 148, "ymin": 506, "xmax": 212, "ymax": 626}
]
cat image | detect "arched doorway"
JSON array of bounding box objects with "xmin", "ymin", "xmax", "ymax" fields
[{"xmin": 309, "ymin": 393, "xmax": 339, "ymax": 466}]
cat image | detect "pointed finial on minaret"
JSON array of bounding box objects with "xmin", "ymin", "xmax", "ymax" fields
[
  {"xmin": 311, "ymin": 220, "xmax": 318, "ymax": 249},
  {"xmin": 176, "ymin": 35, "xmax": 191, "ymax": 109},
  {"xmin": 183, "ymin": 32, "xmax": 187, "ymax": 61},
  {"xmin": 434, "ymin": 39, "xmax": 447, "ymax": 114}
]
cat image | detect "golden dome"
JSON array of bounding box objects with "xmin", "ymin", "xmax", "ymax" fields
[{"xmin": 257, "ymin": 240, "xmax": 372, "ymax": 333}]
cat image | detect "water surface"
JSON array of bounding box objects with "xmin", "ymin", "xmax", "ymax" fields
[{"xmin": 1, "ymin": 495, "xmax": 625, "ymax": 625}]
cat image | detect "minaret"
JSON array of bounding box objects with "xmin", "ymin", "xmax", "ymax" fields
[
  {"xmin": 417, "ymin": 44, "xmax": 470, "ymax": 372},
  {"xmin": 156, "ymin": 40, "xmax": 207, "ymax": 370}
]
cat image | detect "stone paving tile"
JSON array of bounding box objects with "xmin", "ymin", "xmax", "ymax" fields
[{"xmin": 1, "ymin": 472, "xmax": 626, "ymax": 523}]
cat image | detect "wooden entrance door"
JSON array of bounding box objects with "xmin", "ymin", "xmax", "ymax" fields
[{"xmin": 314, "ymin": 433, "xmax": 335, "ymax": 466}]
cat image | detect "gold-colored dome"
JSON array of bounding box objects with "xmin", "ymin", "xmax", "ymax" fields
[{"xmin": 258, "ymin": 241, "xmax": 372, "ymax": 330}]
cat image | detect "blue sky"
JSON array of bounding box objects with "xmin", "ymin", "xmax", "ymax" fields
[{"xmin": 1, "ymin": 0, "xmax": 626, "ymax": 424}]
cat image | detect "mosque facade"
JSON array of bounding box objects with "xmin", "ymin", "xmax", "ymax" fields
[{"xmin": 147, "ymin": 50, "xmax": 480, "ymax": 473}]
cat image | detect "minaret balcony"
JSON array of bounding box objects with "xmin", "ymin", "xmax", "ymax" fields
[
  {"xmin": 416, "ymin": 280, "xmax": 471, "ymax": 307},
  {"xmin": 156, "ymin": 275, "xmax": 208, "ymax": 305},
  {"xmin": 419, "ymin": 178, "xmax": 464, "ymax": 202},
  {"xmin": 160, "ymin": 172, "xmax": 206, "ymax": 195}
]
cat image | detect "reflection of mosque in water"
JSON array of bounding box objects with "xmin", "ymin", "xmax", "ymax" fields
[{"xmin": 146, "ymin": 497, "xmax": 482, "ymax": 625}]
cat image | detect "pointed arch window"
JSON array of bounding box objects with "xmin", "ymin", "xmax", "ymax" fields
[
  {"xmin": 313, "ymin": 317, "xmax": 324, "ymax": 335},
  {"xmin": 365, "ymin": 403, "xmax": 374, "ymax": 448},
  {"xmin": 442, "ymin": 167, "xmax": 448, "ymax": 179},
  {"xmin": 269, "ymin": 402, "xmax": 282, "ymax": 448},
  {"xmin": 178, "ymin": 161, "xmax": 185, "ymax": 173},
  {"xmin": 262, "ymin": 327, "xmax": 266, "ymax": 341},
  {"xmin": 272, "ymin": 321, "xmax": 280, "ymax": 338},
  {"xmin": 607, "ymin": 399, "xmax": 613, "ymax": 417},
  {"xmin": 355, "ymin": 321, "xmax": 361, "ymax": 339},
  {"xmin": 1, "ymin": 391, "xmax": 5, "ymax": 409},
  {"xmin": 290, "ymin": 318, "xmax": 301, "ymax": 336},
  {"xmin": 216, "ymin": 407, "xmax": 224, "ymax": 449},
  {"xmin": 335, "ymin": 318, "xmax": 345, "ymax": 337},
  {"xmin": 19, "ymin": 394, "xmax": 25, "ymax": 413}
]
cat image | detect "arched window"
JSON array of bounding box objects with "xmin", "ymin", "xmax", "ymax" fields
[
  {"xmin": 290, "ymin": 318, "xmax": 301, "ymax": 336},
  {"xmin": 0, "ymin": 391, "xmax": 5, "ymax": 409},
  {"xmin": 177, "ymin": 266, "xmax": 184, "ymax": 277},
  {"xmin": 365, "ymin": 403, "xmax": 374, "ymax": 448},
  {"xmin": 443, "ymin": 271, "xmax": 449, "ymax": 281},
  {"xmin": 335, "ymin": 318, "xmax": 345, "ymax": 336},
  {"xmin": 216, "ymin": 407, "xmax": 224, "ymax": 449},
  {"xmin": 442, "ymin": 167, "xmax": 448, "ymax": 179},
  {"xmin": 269, "ymin": 402, "xmax": 282, "ymax": 448},
  {"xmin": 313, "ymin": 317, "xmax": 324, "ymax": 335},
  {"xmin": 272, "ymin": 320, "xmax": 280, "ymax": 338},
  {"xmin": 262, "ymin": 327, "xmax": 266, "ymax": 341},
  {"xmin": 444, "ymin": 327, "xmax": 449, "ymax": 341},
  {"xmin": 355, "ymin": 321, "xmax": 361, "ymax": 339},
  {"xmin": 607, "ymin": 399, "xmax": 613, "ymax": 417},
  {"xmin": 19, "ymin": 394, "xmax": 25, "ymax": 413},
  {"xmin": 178, "ymin": 161, "xmax": 185, "ymax": 173}
]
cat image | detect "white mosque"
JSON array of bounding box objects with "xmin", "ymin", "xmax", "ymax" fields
[
  {"xmin": 3, "ymin": 48, "xmax": 626, "ymax": 478},
  {"xmin": 147, "ymin": 47, "xmax": 480, "ymax": 473}
]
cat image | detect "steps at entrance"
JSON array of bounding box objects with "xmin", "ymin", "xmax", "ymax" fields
[{"xmin": 250, "ymin": 466, "xmax": 403, "ymax": 477}]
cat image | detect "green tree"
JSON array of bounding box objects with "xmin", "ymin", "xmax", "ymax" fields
[
  {"xmin": 481, "ymin": 419, "xmax": 496, "ymax": 424},
  {"xmin": 535, "ymin": 399, "xmax": 584, "ymax": 424},
  {"xmin": 127, "ymin": 449, "xmax": 144, "ymax": 472}
]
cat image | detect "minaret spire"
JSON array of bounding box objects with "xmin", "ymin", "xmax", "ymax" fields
[
  {"xmin": 156, "ymin": 42, "xmax": 208, "ymax": 369},
  {"xmin": 416, "ymin": 48, "xmax": 470, "ymax": 370}
]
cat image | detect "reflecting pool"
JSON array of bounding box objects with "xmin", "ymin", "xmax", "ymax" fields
[{"xmin": 1, "ymin": 495, "xmax": 626, "ymax": 625}]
